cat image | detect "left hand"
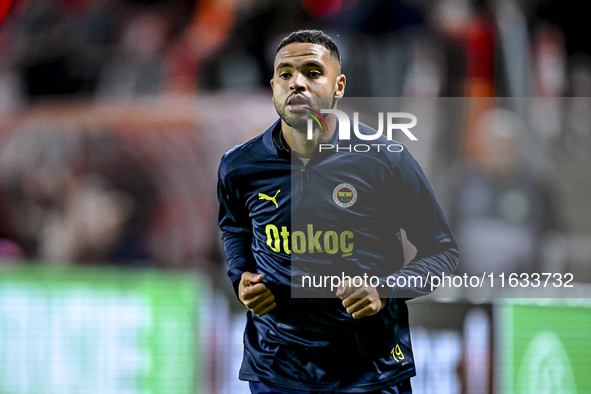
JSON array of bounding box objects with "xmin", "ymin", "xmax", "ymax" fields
[{"xmin": 336, "ymin": 279, "xmax": 387, "ymax": 319}]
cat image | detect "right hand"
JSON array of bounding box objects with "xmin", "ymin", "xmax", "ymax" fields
[{"xmin": 238, "ymin": 272, "xmax": 277, "ymax": 317}]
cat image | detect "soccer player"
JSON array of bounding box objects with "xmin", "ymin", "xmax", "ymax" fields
[{"xmin": 218, "ymin": 30, "xmax": 459, "ymax": 394}]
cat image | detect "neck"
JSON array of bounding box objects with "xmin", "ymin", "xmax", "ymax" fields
[{"xmin": 281, "ymin": 114, "xmax": 336, "ymax": 158}]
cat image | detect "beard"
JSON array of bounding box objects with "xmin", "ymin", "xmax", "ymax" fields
[
  {"xmin": 273, "ymin": 95, "xmax": 334, "ymax": 129},
  {"xmin": 274, "ymin": 97, "xmax": 294, "ymax": 127}
]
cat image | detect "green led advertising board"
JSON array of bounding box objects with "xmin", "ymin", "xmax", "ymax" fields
[
  {"xmin": 0, "ymin": 265, "xmax": 204, "ymax": 394},
  {"xmin": 499, "ymin": 300, "xmax": 591, "ymax": 394}
]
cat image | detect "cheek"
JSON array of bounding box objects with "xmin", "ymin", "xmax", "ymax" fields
[
  {"xmin": 321, "ymin": 76, "xmax": 337, "ymax": 91},
  {"xmin": 272, "ymin": 89, "xmax": 285, "ymax": 106},
  {"xmin": 313, "ymin": 81, "xmax": 335, "ymax": 96},
  {"xmin": 273, "ymin": 82, "xmax": 287, "ymax": 96}
]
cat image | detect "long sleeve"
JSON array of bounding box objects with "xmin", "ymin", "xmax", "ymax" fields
[
  {"xmin": 217, "ymin": 163, "xmax": 256, "ymax": 297},
  {"xmin": 381, "ymin": 148, "xmax": 459, "ymax": 299}
]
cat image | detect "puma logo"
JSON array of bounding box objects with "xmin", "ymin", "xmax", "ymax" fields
[{"xmin": 258, "ymin": 190, "xmax": 281, "ymax": 208}]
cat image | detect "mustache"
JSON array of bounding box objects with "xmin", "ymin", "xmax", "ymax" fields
[{"xmin": 285, "ymin": 94, "xmax": 311, "ymax": 106}]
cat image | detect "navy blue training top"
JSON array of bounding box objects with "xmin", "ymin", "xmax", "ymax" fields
[{"xmin": 218, "ymin": 119, "xmax": 459, "ymax": 392}]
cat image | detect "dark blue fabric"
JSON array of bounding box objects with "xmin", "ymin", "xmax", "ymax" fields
[
  {"xmin": 249, "ymin": 378, "xmax": 412, "ymax": 394},
  {"xmin": 218, "ymin": 119, "xmax": 458, "ymax": 392}
]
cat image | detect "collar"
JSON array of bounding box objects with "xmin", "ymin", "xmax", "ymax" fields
[
  {"xmin": 267, "ymin": 117, "xmax": 343, "ymax": 156},
  {"xmin": 261, "ymin": 119, "xmax": 283, "ymax": 156},
  {"xmin": 272, "ymin": 121, "xmax": 290, "ymax": 152}
]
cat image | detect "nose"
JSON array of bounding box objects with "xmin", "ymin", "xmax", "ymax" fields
[{"xmin": 290, "ymin": 72, "xmax": 306, "ymax": 91}]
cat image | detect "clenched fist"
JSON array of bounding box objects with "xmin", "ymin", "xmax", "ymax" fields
[
  {"xmin": 336, "ymin": 279, "xmax": 387, "ymax": 319},
  {"xmin": 239, "ymin": 272, "xmax": 277, "ymax": 317}
]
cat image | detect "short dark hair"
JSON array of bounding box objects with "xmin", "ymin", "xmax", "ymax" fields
[{"xmin": 275, "ymin": 30, "xmax": 341, "ymax": 64}]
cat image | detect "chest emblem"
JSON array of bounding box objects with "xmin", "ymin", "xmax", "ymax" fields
[
  {"xmin": 258, "ymin": 190, "xmax": 281, "ymax": 208},
  {"xmin": 333, "ymin": 183, "xmax": 357, "ymax": 208}
]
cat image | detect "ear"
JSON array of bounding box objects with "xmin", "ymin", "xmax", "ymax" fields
[
  {"xmin": 270, "ymin": 79, "xmax": 274, "ymax": 89},
  {"xmin": 334, "ymin": 74, "xmax": 346, "ymax": 100}
]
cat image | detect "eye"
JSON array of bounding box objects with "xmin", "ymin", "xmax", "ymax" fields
[
  {"xmin": 279, "ymin": 72, "xmax": 291, "ymax": 79},
  {"xmin": 309, "ymin": 71, "xmax": 321, "ymax": 77}
]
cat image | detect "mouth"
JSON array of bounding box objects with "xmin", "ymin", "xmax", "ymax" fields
[{"xmin": 287, "ymin": 95, "xmax": 309, "ymax": 112}]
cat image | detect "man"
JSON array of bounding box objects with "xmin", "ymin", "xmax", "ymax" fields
[{"xmin": 218, "ymin": 30, "xmax": 459, "ymax": 393}]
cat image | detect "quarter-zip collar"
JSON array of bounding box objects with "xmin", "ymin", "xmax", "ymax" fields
[{"xmin": 265, "ymin": 116, "xmax": 343, "ymax": 161}]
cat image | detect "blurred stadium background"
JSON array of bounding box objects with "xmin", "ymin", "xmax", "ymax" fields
[{"xmin": 0, "ymin": 0, "xmax": 590, "ymax": 393}]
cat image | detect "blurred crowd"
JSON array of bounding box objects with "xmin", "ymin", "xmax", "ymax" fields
[
  {"xmin": 1, "ymin": 0, "xmax": 590, "ymax": 99},
  {"xmin": 0, "ymin": 0, "xmax": 590, "ymax": 284}
]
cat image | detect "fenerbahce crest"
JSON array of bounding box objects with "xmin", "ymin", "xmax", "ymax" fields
[{"xmin": 333, "ymin": 183, "xmax": 357, "ymax": 208}]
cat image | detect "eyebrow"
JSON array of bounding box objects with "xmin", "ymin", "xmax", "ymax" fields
[
  {"xmin": 275, "ymin": 60, "xmax": 326, "ymax": 72},
  {"xmin": 303, "ymin": 61, "xmax": 325, "ymax": 70},
  {"xmin": 276, "ymin": 62, "xmax": 292, "ymax": 71}
]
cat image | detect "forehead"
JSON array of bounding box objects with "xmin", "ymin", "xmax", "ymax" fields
[{"xmin": 274, "ymin": 42, "xmax": 334, "ymax": 67}]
